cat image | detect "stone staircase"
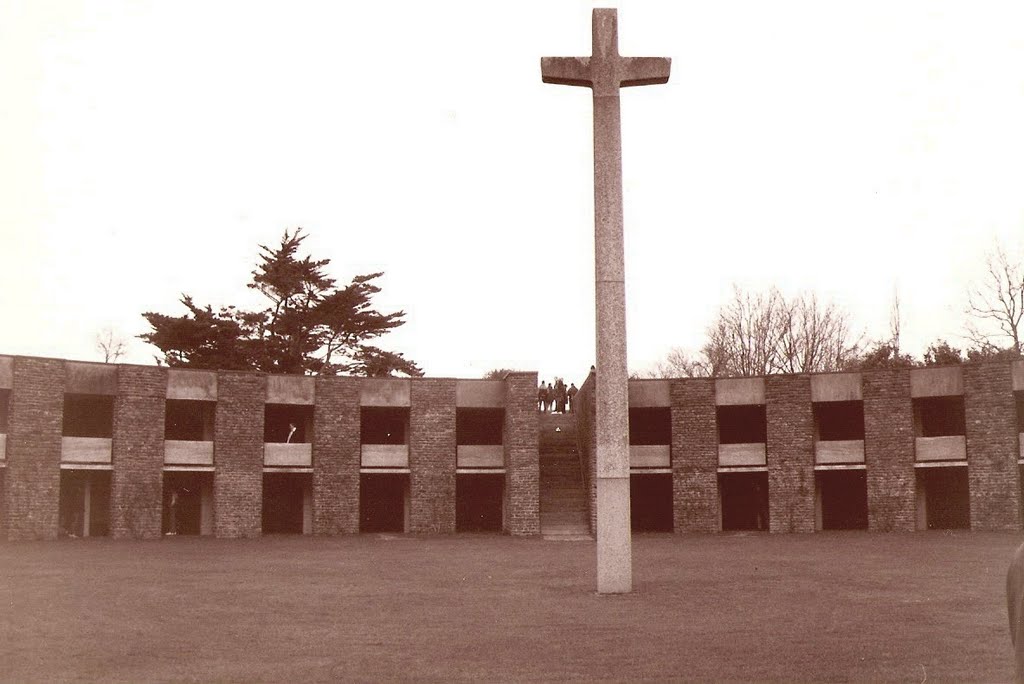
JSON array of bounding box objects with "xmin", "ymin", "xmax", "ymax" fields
[{"xmin": 539, "ymin": 412, "xmax": 592, "ymax": 540}]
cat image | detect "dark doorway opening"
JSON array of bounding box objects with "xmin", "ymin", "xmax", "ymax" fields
[
  {"xmin": 163, "ymin": 471, "xmax": 211, "ymax": 536},
  {"xmin": 360, "ymin": 473, "xmax": 407, "ymax": 533},
  {"xmin": 456, "ymin": 474, "xmax": 503, "ymax": 532},
  {"xmin": 816, "ymin": 470, "xmax": 868, "ymax": 530},
  {"xmin": 718, "ymin": 471, "xmax": 768, "ymax": 531},
  {"xmin": 629, "ymin": 408, "xmax": 671, "ymax": 446},
  {"xmin": 262, "ymin": 472, "xmax": 310, "ymax": 534},
  {"xmin": 917, "ymin": 467, "xmax": 970, "ymax": 529},
  {"xmin": 59, "ymin": 469, "xmax": 110, "ymax": 537},
  {"xmin": 630, "ymin": 473, "xmax": 673, "ymax": 532}
]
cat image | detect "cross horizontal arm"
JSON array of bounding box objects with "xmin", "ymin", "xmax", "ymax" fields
[
  {"xmin": 541, "ymin": 56, "xmax": 592, "ymax": 87},
  {"xmin": 620, "ymin": 57, "xmax": 671, "ymax": 87}
]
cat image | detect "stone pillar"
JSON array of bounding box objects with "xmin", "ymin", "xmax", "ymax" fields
[
  {"xmin": 409, "ymin": 379, "xmax": 456, "ymax": 533},
  {"xmin": 214, "ymin": 371, "xmax": 265, "ymax": 538},
  {"xmin": 504, "ymin": 371, "xmax": 540, "ymax": 535},
  {"xmin": 111, "ymin": 365, "xmax": 167, "ymax": 539},
  {"xmin": 964, "ymin": 362, "xmax": 1020, "ymax": 530},
  {"xmin": 671, "ymin": 378, "xmax": 720, "ymax": 533},
  {"xmin": 312, "ymin": 376, "xmax": 360, "ymax": 535},
  {"xmin": 766, "ymin": 375, "xmax": 815, "ymax": 533},
  {"xmin": 5, "ymin": 357, "xmax": 64, "ymax": 540},
  {"xmin": 863, "ymin": 369, "xmax": 916, "ymax": 531}
]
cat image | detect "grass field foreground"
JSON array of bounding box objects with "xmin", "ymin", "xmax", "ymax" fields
[{"xmin": 1, "ymin": 531, "xmax": 1021, "ymax": 682}]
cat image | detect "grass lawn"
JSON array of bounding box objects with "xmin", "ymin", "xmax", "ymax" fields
[{"xmin": 1, "ymin": 531, "xmax": 1020, "ymax": 682}]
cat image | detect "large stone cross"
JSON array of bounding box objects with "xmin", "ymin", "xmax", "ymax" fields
[{"xmin": 542, "ymin": 9, "xmax": 670, "ymax": 594}]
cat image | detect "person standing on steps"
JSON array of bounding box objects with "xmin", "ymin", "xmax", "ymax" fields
[
  {"xmin": 567, "ymin": 382, "xmax": 578, "ymax": 412},
  {"xmin": 538, "ymin": 381, "xmax": 549, "ymax": 413},
  {"xmin": 554, "ymin": 378, "xmax": 567, "ymax": 413},
  {"xmin": 546, "ymin": 382, "xmax": 555, "ymax": 413}
]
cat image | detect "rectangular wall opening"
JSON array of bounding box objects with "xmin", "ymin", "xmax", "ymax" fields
[
  {"xmin": 813, "ymin": 401, "xmax": 865, "ymax": 441},
  {"xmin": 262, "ymin": 472, "xmax": 311, "ymax": 534},
  {"xmin": 163, "ymin": 471, "xmax": 213, "ymax": 535},
  {"xmin": 361, "ymin": 407, "xmax": 409, "ymax": 445},
  {"xmin": 456, "ymin": 408, "xmax": 504, "ymax": 445},
  {"xmin": 629, "ymin": 407, "xmax": 671, "ymax": 445},
  {"xmin": 815, "ymin": 470, "xmax": 867, "ymax": 530},
  {"xmin": 718, "ymin": 471, "xmax": 768, "ymax": 531},
  {"xmin": 0, "ymin": 388, "xmax": 9, "ymax": 433},
  {"xmin": 913, "ymin": 396, "xmax": 966, "ymax": 437},
  {"xmin": 456, "ymin": 473, "xmax": 503, "ymax": 532},
  {"xmin": 717, "ymin": 405, "xmax": 767, "ymax": 444},
  {"xmin": 360, "ymin": 473, "xmax": 408, "ymax": 532},
  {"xmin": 630, "ymin": 473, "xmax": 673, "ymax": 532},
  {"xmin": 62, "ymin": 394, "xmax": 114, "ymax": 437},
  {"xmin": 264, "ymin": 404, "xmax": 314, "ymax": 443},
  {"xmin": 59, "ymin": 469, "xmax": 111, "ymax": 537},
  {"xmin": 916, "ymin": 467, "xmax": 970, "ymax": 529},
  {"xmin": 1016, "ymin": 392, "xmax": 1024, "ymax": 435},
  {"xmin": 165, "ymin": 400, "xmax": 215, "ymax": 441}
]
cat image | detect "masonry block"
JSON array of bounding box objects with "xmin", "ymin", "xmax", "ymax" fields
[
  {"xmin": 574, "ymin": 371, "xmax": 597, "ymax": 534},
  {"xmin": 504, "ymin": 372, "xmax": 539, "ymax": 535},
  {"xmin": 111, "ymin": 365, "xmax": 167, "ymax": 539},
  {"xmin": 766, "ymin": 375, "xmax": 815, "ymax": 533},
  {"xmin": 964, "ymin": 362, "xmax": 1020, "ymax": 530},
  {"xmin": 863, "ymin": 369, "xmax": 916, "ymax": 531},
  {"xmin": 672, "ymin": 378, "xmax": 720, "ymax": 533},
  {"xmin": 312, "ymin": 376, "xmax": 360, "ymax": 534},
  {"xmin": 409, "ymin": 379, "xmax": 456, "ymax": 533},
  {"xmin": 214, "ymin": 372, "xmax": 266, "ymax": 538},
  {"xmin": 5, "ymin": 357, "xmax": 64, "ymax": 540}
]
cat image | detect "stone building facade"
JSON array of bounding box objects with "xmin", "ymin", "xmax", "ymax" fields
[{"xmin": 1, "ymin": 354, "xmax": 1022, "ymax": 540}]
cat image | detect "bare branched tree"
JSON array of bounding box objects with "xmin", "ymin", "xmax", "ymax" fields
[
  {"xmin": 889, "ymin": 288, "xmax": 902, "ymax": 356},
  {"xmin": 966, "ymin": 243, "xmax": 1024, "ymax": 356},
  {"xmin": 639, "ymin": 286, "xmax": 861, "ymax": 378},
  {"xmin": 96, "ymin": 327, "xmax": 128, "ymax": 364}
]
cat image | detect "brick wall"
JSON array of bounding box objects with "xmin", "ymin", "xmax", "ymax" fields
[
  {"xmin": 671, "ymin": 378, "xmax": 720, "ymax": 533},
  {"xmin": 214, "ymin": 372, "xmax": 265, "ymax": 538},
  {"xmin": 5, "ymin": 357, "xmax": 64, "ymax": 540},
  {"xmin": 574, "ymin": 370, "xmax": 597, "ymax": 534},
  {"xmin": 111, "ymin": 365, "xmax": 167, "ymax": 539},
  {"xmin": 504, "ymin": 372, "xmax": 540, "ymax": 535},
  {"xmin": 766, "ymin": 375, "xmax": 815, "ymax": 533},
  {"xmin": 863, "ymin": 369, "xmax": 916, "ymax": 531},
  {"xmin": 964, "ymin": 362, "xmax": 1020, "ymax": 530},
  {"xmin": 312, "ymin": 376, "xmax": 360, "ymax": 534},
  {"xmin": 409, "ymin": 379, "xmax": 456, "ymax": 533}
]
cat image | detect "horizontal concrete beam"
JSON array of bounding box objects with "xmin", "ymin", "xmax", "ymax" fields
[
  {"xmin": 267, "ymin": 375, "xmax": 315, "ymax": 405},
  {"xmin": 361, "ymin": 444, "xmax": 409, "ymax": 468},
  {"xmin": 718, "ymin": 442, "xmax": 766, "ymax": 467},
  {"xmin": 65, "ymin": 362, "xmax": 117, "ymax": 395},
  {"xmin": 810, "ymin": 373, "xmax": 862, "ymax": 402},
  {"xmin": 455, "ymin": 380, "xmax": 505, "ymax": 407},
  {"xmin": 0, "ymin": 356, "xmax": 11, "ymax": 388},
  {"xmin": 910, "ymin": 366, "xmax": 963, "ymax": 397},
  {"xmin": 360, "ymin": 379, "xmax": 410, "ymax": 407},
  {"xmin": 61, "ymin": 437, "xmax": 112, "ymax": 464},
  {"xmin": 264, "ymin": 442, "xmax": 312, "ymax": 467},
  {"xmin": 1013, "ymin": 361, "xmax": 1024, "ymax": 391},
  {"xmin": 167, "ymin": 370, "xmax": 217, "ymax": 401},
  {"xmin": 814, "ymin": 440, "xmax": 865, "ymax": 465},
  {"xmin": 456, "ymin": 445, "xmax": 504, "ymax": 468},
  {"xmin": 715, "ymin": 378, "xmax": 765, "ymax": 406},
  {"xmin": 628, "ymin": 380, "xmax": 670, "ymax": 407},
  {"xmin": 164, "ymin": 440, "xmax": 214, "ymax": 466},
  {"xmin": 0, "ymin": 432, "xmax": 5, "ymax": 460},
  {"xmin": 630, "ymin": 444, "xmax": 670, "ymax": 468},
  {"xmin": 915, "ymin": 435, "xmax": 967, "ymax": 461}
]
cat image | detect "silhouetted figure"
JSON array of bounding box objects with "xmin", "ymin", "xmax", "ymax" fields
[
  {"xmin": 554, "ymin": 378, "xmax": 567, "ymax": 413},
  {"xmin": 538, "ymin": 382, "xmax": 549, "ymax": 412},
  {"xmin": 567, "ymin": 383, "xmax": 579, "ymax": 412},
  {"xmin": 546, "ymin": 382, "xmax": 554, "ymax": 413}
]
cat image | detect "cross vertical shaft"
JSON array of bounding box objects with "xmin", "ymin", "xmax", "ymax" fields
[{"xmin": 542, "ymin": 8, "xmax": 670, "ymax": 594}]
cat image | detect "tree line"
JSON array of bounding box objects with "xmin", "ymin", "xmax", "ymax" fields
[{"xmin": 639, "ymin": 243, "xmax": 1024, "ymax": 378}]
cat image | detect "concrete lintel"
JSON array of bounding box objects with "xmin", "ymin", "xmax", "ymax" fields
[
  {"xmin": 0, "ymin": 356, "xmax": 12, "ymax": 388},
  {"xmin": 455, "ymin": 380, "xmax": 505, "ymax": 407},
  {"xmin": 360, "ymin": 379, "xmax": 410, "ymax": 407},
  {"xmin": 717, "ymin": 466, "xmax": 769, "ymax": 473},
  {"xmin": 1013, "ymin": 361, "xmax": 1024, "ymax": 391},
  {"xmin": 630, "ymin": 467, "xmax": 672, "ymax": 474},
  {"xmin": 262, "ymin": 466, "xmax": 313, "ymax": 474},
  {"xmin": 61, "ymin": 436, "xmax": 113, "ymax": 464},
  {"xmin": 914, "ymin": 460, "xmax": 968, "ymax": 468},
  {"xmin": 910, "ymin": 366, "xmax": 963, "ymax": 397},
  {"xmin": 915, "ymin": 435, "xmax": 967, "ymax": 461},
  {"xmin": 164, "ymin": 440, "xmax": 214, "ymax": 466},
  {"xmin": 456, "ymin": 468, "xmax": 506, "ymax": 475},
  {"xmin": 814, "ymin": 440, "xmax": 865, "ymax": 465},
  {"xmin": 810, "ymin": 373, "xmax": 862, "ymax": 402},
  {"xmin": 167, "ymin": 369, "xmax": 218, "ymax": 401},
  {"xmin": 456, "ymin": 445, "xmax": 503, "ymax": 468},
  {"xmin": 359, "ymin": 467, "xmax": 411, "ymax": 474},
  {"xmin": 65, "ymin": 362, "xmax": 117, "ymax": 395},
  {"xmin": 60, "ymin": 463, "xmax": 113, "ymax": 470},
  {"xmin": 629, "ymin": 444, "xmax": 670, "ymax": 468},
  {"xmin": 715, "ymin": 377, "xmax": 765, "ymax": 405},
  {"xmin": 628, "ymin": 380, "xmax": 670, "ymax": 407},
  {"xmin": 813, "ymin": 463, "xmax": 867, "ymax": 471},
  {"xmin": 267, "ymin": 375, "xmax": 315, "ymax": 405},
  {"xmin": 718, "ymin": 442, "xmax": 767, "ymax": 467},
  {"xmin": 163, "ymin": 465, "xmax": 216, "ymax": 472}
]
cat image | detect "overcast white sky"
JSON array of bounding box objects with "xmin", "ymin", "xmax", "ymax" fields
[{"xmin": 1, "ymin": 1, "xmax": 1022, "ymax": 384}]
